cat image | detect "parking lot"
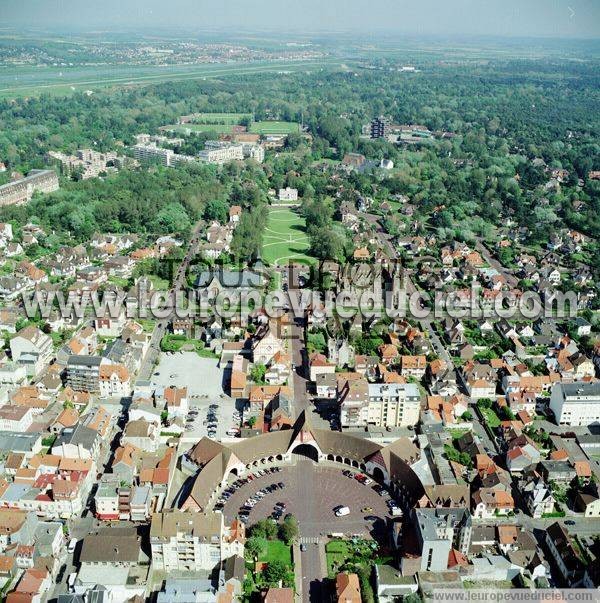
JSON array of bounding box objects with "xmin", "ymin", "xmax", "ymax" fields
[
  {"xmin": 151, "ymin": 352, "xmax": 242, "ymax": 440},
  {"xmin": 151, "ymin": 352, "xmax": 227, "ymax": 397},
  {"xmin": 219, "ymin": 459, "xmax": 395, "ymax": 539}
]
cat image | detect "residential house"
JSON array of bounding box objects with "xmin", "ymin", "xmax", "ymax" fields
[
  {"xmin": 522, "ymin": 479, "xmax": 555, "ymax": 519},
  {"xmin": 121, "ymin": 419, "xmax": 159, "ymax": 453},
  {"xmin": 0, "ymin": 406, "xmax": 33, "ymax": 432},
  {"xmin": 544, "ymin": 522, "xmax": 585, "ymax": 585},
  {"xmin": 472, "ymin": 488, "xmax": 514, "ymax": 519},
  {"xmin": 164, "ymin": 386, "xmax": 189, "ymax": 418},
  {"xmin": 99, "ymin": 363, "xmax": 130, "ymax": 398},
  {"xmin": 336, "ymin": 572, "xmax": 362, "ymax": 603},
  {"xmin": 309, "ymin": 353, "xmax": 336, "ymax": 382},
  {"xmin": 400, "ymin": 355, "xmax": 427, "ymax": 379},
  {"xmin": 9, "ymin": 326, "xmax": 53, "ymax": 377}
]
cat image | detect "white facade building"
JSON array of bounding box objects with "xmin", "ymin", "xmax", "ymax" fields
[
  {"xmin": 278, "ymin": 187, "xmax": 298, "ymax": 201},
  {"xmin": 549, "ymin": 382, "xmax": 600, "ymax": 426},
  {"xmin": 150, "ymin": 511, "xmax": 224, "ymax": 572},
  {"xmin": 367, "ymin": 383, "xmax": 421, "ymax": 427},
  {"xmin": 198, "ymin": 142, "xmax": 244, "ymax": 165}
]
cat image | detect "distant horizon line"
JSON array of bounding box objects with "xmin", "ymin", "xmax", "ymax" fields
[{"xmin": 0, "ymin": 26, "xmax": 599, "ymax": 43}]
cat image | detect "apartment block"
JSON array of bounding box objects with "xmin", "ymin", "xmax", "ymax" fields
[{"xmin": 0, "ymin": 170, "xmax": 59, "ymax": 207}]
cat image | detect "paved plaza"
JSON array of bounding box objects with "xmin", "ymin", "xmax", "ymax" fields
[
  {"xmin": 221, "ymin": 459, "xmax": 393, "ymax": 539},
  {"xmin": 151, "ymin": 352, "xmax": 227, "ymax": 397}
]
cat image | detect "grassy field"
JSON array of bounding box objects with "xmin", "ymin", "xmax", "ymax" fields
[
  {"xmin": 0, "ymin": 59, "xmax": 342, "ymax": 99},
  {"xmin": 165, "ymin": 123, "xmax": 238, "ymax": 135},
  {"xmin": 250, "ymin": 120, "xmax": 300, "ymax": 135},
  {"xmin": 191, "ymin": 112, "xmax": 252, "ymax": 123},
  {"xmin": 165, "ymin": 117, "xmax": 299, "ymax": 136},
  {"xmin": 262, "ymin": 207, "xmax": 313, "ymax": 266}
]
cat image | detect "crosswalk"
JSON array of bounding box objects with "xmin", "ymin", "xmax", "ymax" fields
[{"xmin": 298, "ymin": 536, "xmax": 320, "ymax": 544}]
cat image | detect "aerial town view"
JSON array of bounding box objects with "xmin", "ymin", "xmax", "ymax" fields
[{"xmin": 0, "ymin": 1, "xmax": 598, "ymax": 602}]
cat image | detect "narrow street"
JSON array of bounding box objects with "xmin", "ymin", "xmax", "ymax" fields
[
  {"xmin": 137, "ymin": 221, "xmax": 203, "ymax": 381},
  {"xmin": 474, "ymin": 237, "xmax": 519, "ymax": 288}
]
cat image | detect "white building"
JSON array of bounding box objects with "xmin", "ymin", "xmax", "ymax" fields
[
  {"xmin": 0, "ymin": 405, "xmax": 33, "ymax": 432},
  {"xmin": 278, "ymin": 187, "xmax": 298, "ymax": 202},
  {"xmin": 0, "ymin": 361, "xmax": 27, "ymax": 386},
  {"xmin": 242, "ymin": 143, "xmax": 265, "ymax": 163},
  {"xmin": 121, "ymin": 419, "xmax": 159, "ymax": 452},
  {"xmin": 150, "ymin": 510, "xmax": 224, "ymax": 572},
  {"xmin": 198, "ymin": 142, "xmax": 244, "ymax": 165},
  {"xmin": 9, "ymin": 325, "xmax": 53, "ymax": 377},
  {"xmin": 367, "ymin": 383, "xmax": 421, "ymax": 427},
  {"xmin": 133, "ymin": 143, "xmax": 196, "ymax": 167},
  {"xmin": 549, "ymin": 382, "xmax": 600, "ymax": 426},
  {"xmin": 99, "ymin": 364, "xmax": 131, "ymax": 398},
  {"xmin": 340, "ymin": 381, "xmax": 421, "ymax": 428}
]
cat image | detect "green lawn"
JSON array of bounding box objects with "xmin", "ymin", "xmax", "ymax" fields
[
  {"xmin": 480, "ymin": 407, "xmax": 501, "ymax": 428},
  {"xmin": 262, "ymin": 207, "xmax": 314, "ymax": 266},
  {"xmin": 325, "ymin": 539, "xmax": 380, "ymax": 578},
  {"xmin": 326, "ymin": 540, "xmax": 353, "ymax": 576},
  {"xmin": 148, "ymin": 275, "xmax": 170, "ymax": 290},
  {"xmin": 251, "ymin": 120, "xmax": 300, "ymax": 135},
  {"xmin": 190, "ymin": 112, "xmax": 252, "ymax": 124},
  {"xmin": 260, "ymin": 540, "xmax": 292, "ymax": 566},
  {"xmin": 165, "ymin": 123, "xmax": 238, "ymax": 135},
  {"xmin": 166, "ymin": 117, "xmax": 300, "ymax": 137}
]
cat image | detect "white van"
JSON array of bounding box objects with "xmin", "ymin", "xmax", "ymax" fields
[
  {"xmin": 335, "ymin": 506, "xmax": 350, "ymax": 517},
  {"xmin": 67, "ymin": 572, "xmax": 77, "ymax": 592}
]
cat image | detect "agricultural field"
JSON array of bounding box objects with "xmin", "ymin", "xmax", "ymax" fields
[{"xmin": 262, "ymin": 207, "xmax": 314, "ymax": 266}]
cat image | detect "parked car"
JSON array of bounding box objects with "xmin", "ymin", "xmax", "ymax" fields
[{"xmin": 67, "ymin": 572, "xmax": 77, "ymax": 593}]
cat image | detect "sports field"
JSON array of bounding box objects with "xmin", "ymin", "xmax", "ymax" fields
[
  {"xmin": 262, "ymin": 207, "xmax": 314, "ymax": 266},
  {"xmin": 165, "ymin": 117, "xmax": 300, "ymax": 137},
  {"xmin": 166, "ymin": 123, "xmax": 238, "ymax": 135},
  {"xmin": 191, "ymin": 112, "xmax": 252, "ymax": 124},
  {"xmin": 250, "ymin": 121, "xmax": 300, "ymax": 135}
]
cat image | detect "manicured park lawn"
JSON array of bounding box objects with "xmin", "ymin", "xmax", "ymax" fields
[{"xmin": 262, "ymin": 207, "xmax": 314, "ymax": 266}]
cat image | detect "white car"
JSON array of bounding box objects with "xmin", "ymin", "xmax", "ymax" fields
[
  {"xmin": 334, "ymin": 506, "xmax": 350, "ymax": 517},
  {"xmin": 67, "ymin": 538, "xmax": 77, "ymax": 554}
]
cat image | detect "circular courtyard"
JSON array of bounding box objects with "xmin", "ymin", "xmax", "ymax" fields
[{"xmin": 219, "ymin": 458, "xmax": 395, "ymax": 540}]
